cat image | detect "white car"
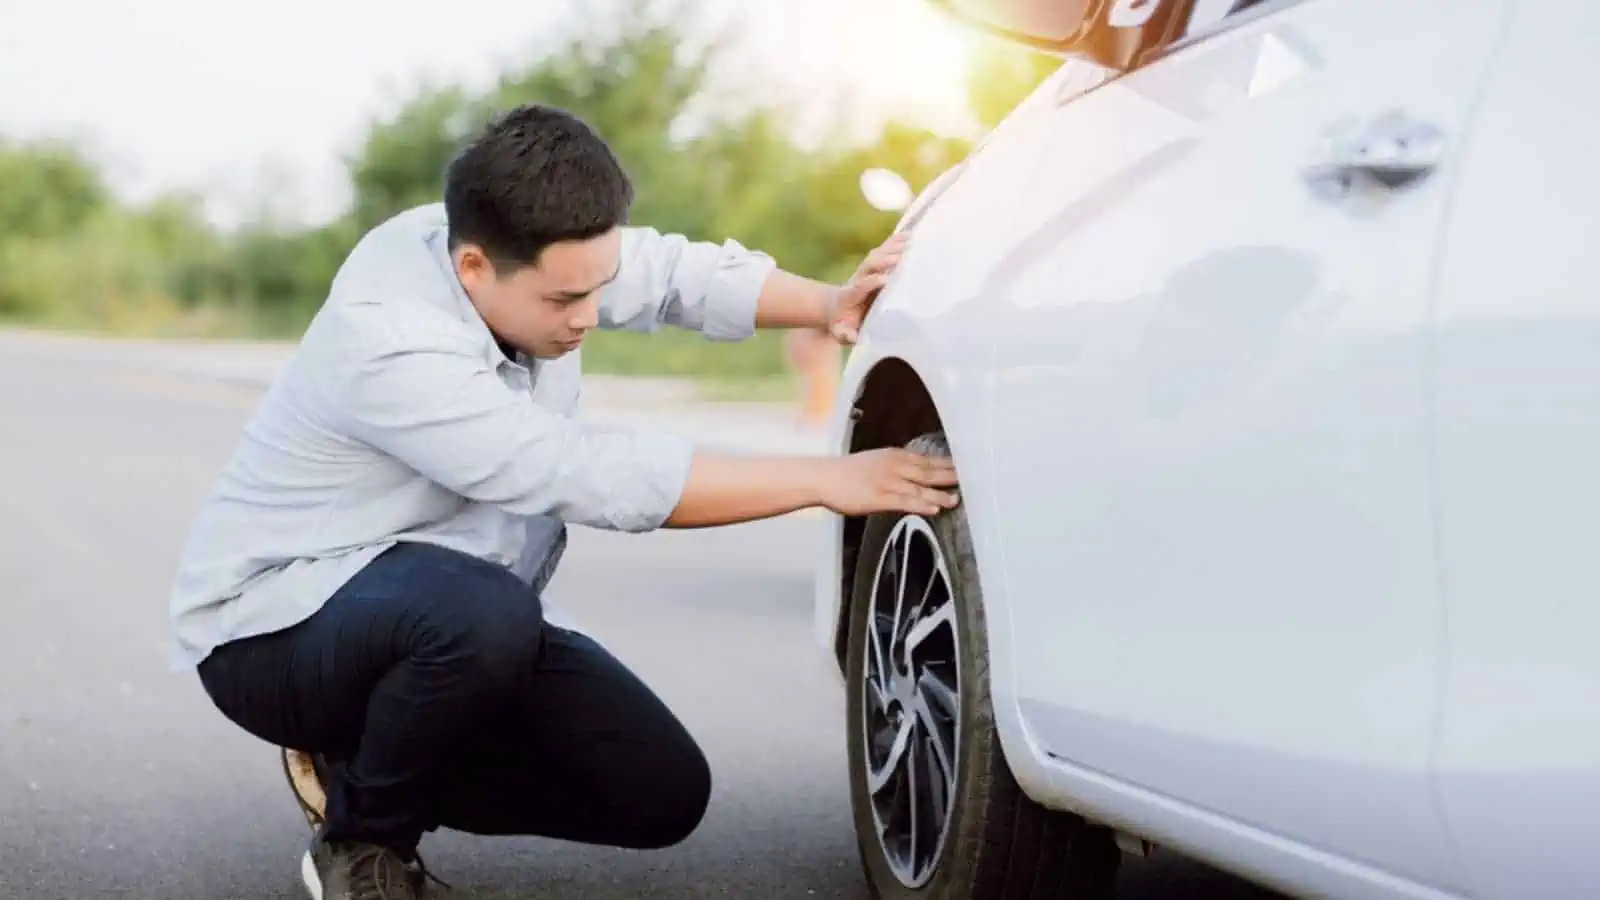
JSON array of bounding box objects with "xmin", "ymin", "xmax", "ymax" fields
[{"xmin": 812, "ymin": 1, "xmax": 1600, "ymax": 899}]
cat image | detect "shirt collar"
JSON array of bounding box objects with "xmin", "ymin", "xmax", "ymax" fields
[{"xmin": 426, "ymin": 222, "xmax": 523, "ymax": 372}]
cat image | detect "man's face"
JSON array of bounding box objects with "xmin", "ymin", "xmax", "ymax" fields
[{"xmin": 454, "ymin": 228, "xmax": 622, "ymax": 360}]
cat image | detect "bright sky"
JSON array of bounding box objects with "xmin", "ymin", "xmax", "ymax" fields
[{"xmin": 0, "ymin": 0, "xmax": 983, "ymax": 227}]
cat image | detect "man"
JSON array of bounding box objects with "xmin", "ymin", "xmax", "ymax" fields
[{"xmin": 169, "ymin": 103, "xmax": 957, "ymax": 900}]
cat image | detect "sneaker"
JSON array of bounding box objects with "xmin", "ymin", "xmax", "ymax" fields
[{"xmin": 300, "ymin": 831, "xmax": 446, "ymax": 900}]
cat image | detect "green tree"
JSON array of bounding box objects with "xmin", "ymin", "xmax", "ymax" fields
[
  {"xmin": 0, "ymin": 138, "xmax": 106, "ymax": 241},
  {"xmin": 346, "ymin": 85, "xmax": 486, "ymax": 232},
  {"xmin": 344, "ymin": 0, "xmax": 730, "ymax": 238}
]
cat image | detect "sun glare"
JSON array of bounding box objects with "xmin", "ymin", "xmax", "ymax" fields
[
  {"xmin": 772, "ymin": 0, "xmax": 983, "ymax": 138},
  {"xmin": 858, "ymin": 0, "xmax": 981, "ymax": 133}
]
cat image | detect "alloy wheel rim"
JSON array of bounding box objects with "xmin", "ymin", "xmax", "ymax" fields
[{"xmin": 861, "ymin": 515, "xmax": 961, "ymax": 888}]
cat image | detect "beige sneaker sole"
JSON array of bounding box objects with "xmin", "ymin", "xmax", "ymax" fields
[{"xmin": 282, "ymin": 748, "xmax": 328, "ymax": 830}]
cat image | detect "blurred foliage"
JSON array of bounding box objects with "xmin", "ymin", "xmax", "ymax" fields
[
  {"xmin": 347, "ymin": 84, "xmax": 484, "ymax": 232},
  {"xmin": 0, "ymin": 138, "xmax": 107, "ymax": 241},
  {"xmin": 0, "ymin": 0, "xmax": 1059, "ymax": 377}
]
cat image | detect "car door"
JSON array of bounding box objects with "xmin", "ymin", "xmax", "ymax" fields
[
  {"xmin": 1426, "ymin": 3, "xmax": 1600, "ymax": 898},
  {"xmin": 983, "ymin": 0, "xmax": 1506, "ymax": 892}
]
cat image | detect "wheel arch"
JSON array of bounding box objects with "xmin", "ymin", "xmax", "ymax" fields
[{"xmin": 830, "ymin": 356, "xmax": 949, "ymax": 672}]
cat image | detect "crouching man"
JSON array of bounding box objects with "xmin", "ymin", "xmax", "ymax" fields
[{"xmin": 167, "ymin": 103, "xmax": 956, "ymax": 900}]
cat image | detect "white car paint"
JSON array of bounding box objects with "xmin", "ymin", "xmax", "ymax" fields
[
  {"xmin": 1429, "ymin": 3, "xmax": 1600, "ymax": 896},
  {"xmin": 814, "ymin": 1, "xmax": 1600, "ymax": 899}
]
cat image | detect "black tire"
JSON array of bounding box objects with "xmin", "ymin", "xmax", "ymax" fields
[{"xmin": 844, "ymin": 433, "xmax": 1121, "ymax": 900}]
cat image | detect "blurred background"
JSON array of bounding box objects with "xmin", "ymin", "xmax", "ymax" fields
[
  {"xmin": 0, "ymin": 4, "xmax": 1289, "ymax": 897},
  {"xmin": 0, "ymin": 0, "xmax": 1058, "ymax": 392}
]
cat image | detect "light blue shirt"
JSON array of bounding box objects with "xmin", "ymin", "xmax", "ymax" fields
[{"xmin": 167, "ymin": 203, "xmax": 775, "ymax": 670}]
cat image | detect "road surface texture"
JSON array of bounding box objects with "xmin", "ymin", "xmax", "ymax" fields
[{"xmin": 0, "ymin": 330, "xmax": 1284, "ymax": 900}]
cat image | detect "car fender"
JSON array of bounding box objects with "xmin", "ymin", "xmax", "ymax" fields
[{"xmin": 811, "ymin": 274, "xmax": 1059, "ymax": 804}]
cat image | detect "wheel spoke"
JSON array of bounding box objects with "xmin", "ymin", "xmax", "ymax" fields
[
  {"xmin": 889, "ymin": 527, "xmax": 912, "ymax": 656},
  {"xmin": 914, "ymin": 689, "xmax": 957, "ymax": 802},
  {"xmin": 898, "ymin": 556, "xmax": 940, "ymax": 665},
  {"xmin": 872, "ymin": 550, "xmax": 897, "ymax": 682},
  {"xmin": 867, "ymin": 719, "xmax": 913, "ymax": 795},
  {"xmin": 915, "ymin": 726, "xmax": 949, "ymax": 856},
  {"xmin": 904, "ymin": 589, "xmax": 954, "ymax": 658},
  {"xmin": 884, "ymin": 728, "xmax": 914, "ymax": 860},
  {"xmin": 906, "ymin": 718, "xmax": 920, "ymax": 869},
  {"xmin": 896, "ymin": 526, "xmax": 912, "ymax": 605},
  {"xmin": 914, "ymin": 555, "xmax": 941, "ymax": 614},
  {"xmin": 918, "ymin": 665, "xmax": 960, "ymax": 723},
  {"xmin": 863, "ymin": 672, "xmax": 891, "ymax": 722},
  {"xmin": 874, "ymin": 743, "xmax": 907, "ymax": 843},
  {"xmin": 867, "ymin": 615, "xmax": 891, "ymax": 702}
]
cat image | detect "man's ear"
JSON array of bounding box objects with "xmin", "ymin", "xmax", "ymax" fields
[
  {"xmin": 455, "ymin": 244, "xmax": 496, "ymax": 292},
  {"xmin": 454, "ymin": 244, "xmax": 484, "ymax": 274}
]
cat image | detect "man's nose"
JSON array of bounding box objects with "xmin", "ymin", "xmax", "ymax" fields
[{"xmin": 571, "ymin": 295, "xmax": 601, "ymax": 330}]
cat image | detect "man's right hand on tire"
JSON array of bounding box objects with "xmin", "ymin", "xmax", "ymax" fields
[{"xmin": 663, "ymin": 449, "xmax": 959, "ymax": 528}]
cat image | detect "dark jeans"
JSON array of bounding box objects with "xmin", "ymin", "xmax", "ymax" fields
[{"xmin": 197, "ymin": 541, "xmax": 711, "ymax": 855}]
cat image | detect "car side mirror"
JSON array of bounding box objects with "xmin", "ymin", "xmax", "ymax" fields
[{"xmin": 929, "ymin": 0, "xmax": 1194, "ymax": 71}]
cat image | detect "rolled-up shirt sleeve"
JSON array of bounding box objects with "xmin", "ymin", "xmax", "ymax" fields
[
  {"xmin": 599, "ymin": 226, "xmax": 776, "ymax": 340},
  {"xmin": 326, "ymin": 330, "xmax": 694, "ymax": 532}
]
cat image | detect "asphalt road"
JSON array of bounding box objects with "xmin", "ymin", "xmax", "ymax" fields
[{"xmin": 0, "ymin": 334, "xmax": 1284, "ymax": 900}]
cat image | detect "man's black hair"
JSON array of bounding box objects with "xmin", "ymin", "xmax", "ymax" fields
[{"xmin": 444, "ymin": 104, "xmax": 634, "ymax": 270}]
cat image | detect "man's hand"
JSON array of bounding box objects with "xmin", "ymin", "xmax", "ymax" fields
[
  {"xmin": 663, "ymin": 447, "xmax": 959, "ymax": 529},
  {"xmin": 820, "ymin": 446, "xmax": 959, "ymax": 517},
  {"xmin": 749, "ymin": 232, "xmax": 908, "ymax": 337},
  {"xmin": 829, "ymin": 233, "xmax": 909, "ymax": 344}
]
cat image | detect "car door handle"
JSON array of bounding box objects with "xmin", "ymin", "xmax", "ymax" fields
[{"xmin": 1304, "ymin": 110, "xmax": 1444, "ymax": 195}]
